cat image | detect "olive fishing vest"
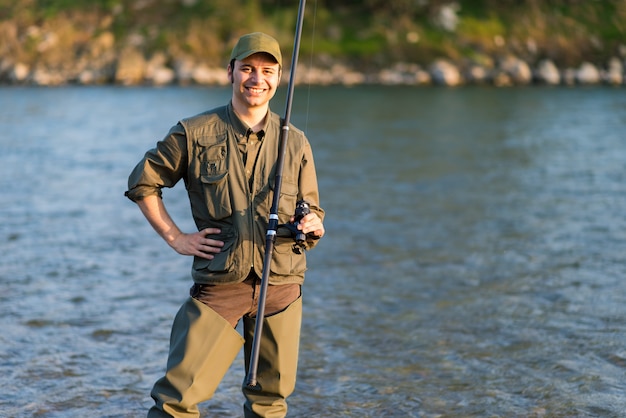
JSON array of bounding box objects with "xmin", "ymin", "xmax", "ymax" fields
[{"xmin": 179, "ymin": 105, "xmax": 313, "ymax": 285}]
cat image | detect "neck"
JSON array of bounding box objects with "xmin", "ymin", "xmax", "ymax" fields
[{"xmin": 232, "ymin": 101, "xmax": 268, "ymax": 132}]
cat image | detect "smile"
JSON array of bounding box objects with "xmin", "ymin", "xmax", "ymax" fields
[{"xmin": 247, "ymin": 87, "xmax": 266, "ymax": 94}]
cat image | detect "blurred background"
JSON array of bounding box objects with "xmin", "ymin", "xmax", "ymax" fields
[{"xmin": 1, "ymin": 0, "xmax": 625, "ymax": 86}]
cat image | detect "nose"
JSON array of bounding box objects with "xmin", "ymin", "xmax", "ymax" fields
[{"xmin": 249, "ymin": 68, "xmax": 262, "ymax": 82}]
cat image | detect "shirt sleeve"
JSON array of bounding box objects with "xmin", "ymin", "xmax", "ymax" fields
[
  {"xmin": 299, "ymin": 136, "xmax": 325, "ymax": 249},
  {"xmin": 125, "ymin": 123, "xmax": 188, "ymax": 202}
]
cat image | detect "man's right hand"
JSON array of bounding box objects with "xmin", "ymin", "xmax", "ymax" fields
[
  {"xmin": 136, "ymin": 195, "xmax": 224, "ymax": 260},
  {"xmin": 169, "ymin": 228, "xmax": 224, "ymax": 259}
]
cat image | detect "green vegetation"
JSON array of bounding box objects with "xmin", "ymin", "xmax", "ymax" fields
[{"xmin": 1, "ymin": 0, "xmax": 625, "ymax": 73}]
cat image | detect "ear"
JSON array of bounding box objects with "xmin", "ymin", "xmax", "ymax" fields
[{"xmin": 227, "ymin": 63, "xmax": 234, "ymax": 83}]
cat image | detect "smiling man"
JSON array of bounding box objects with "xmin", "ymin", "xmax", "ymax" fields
[
  {"xmin": 125, "ymin": 32, "xmax": 325, "ymax": 417},
  {"xmin": 229, "ymin": 41, "xmax": 281, "ymax": 125}
]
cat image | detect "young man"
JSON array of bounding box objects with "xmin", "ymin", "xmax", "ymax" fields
[{"xmin": 125, "ymin": 32, "xmax": 325, "ymax": 417}]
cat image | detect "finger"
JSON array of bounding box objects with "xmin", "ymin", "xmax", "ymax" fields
[
  {"xmin": 194, "ymin": 250, "xmax": 215, "ymax": 260},
  {"xmin": 305, "ymin": 222, "xmax": 322, "ymax": 234},
  {"xmin": 297, "ymin": 214, "xmax": 316, "ymax": 228},
  {"xmin": 201, "ymin": 227, "xmax": 221, "ymax": 235},
  {"xmin": 204, "ymin": 238, "xmax": 224, "ymax": 248},
  {"xmin": 193, "ymin": 242, "xmax": 222, "ymax": 258},
  {"xmin": 302, "ymin": 213, "xmax": 317, "ymax": 223},
  {"xmin": 200, "ymin": 244, "xmax": 222, "ymax": 254}
]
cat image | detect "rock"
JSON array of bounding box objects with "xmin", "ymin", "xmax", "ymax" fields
[
  {"xmin": 604, "ymin": 57, "xmax": 623, "ymax": 85},
  {"xmin": 326, "ymin": 64, "xmax": 350, "ymax": 84},
  {"xmin": 150, "ymin": 67, "xmax": 176, "ymax": 85},
  {"xmin": 562, "ymin": 68, "xmax": 577, "ymax": 85},
  {"xmin": 576, "ymin": 62, "xmax": 600, "ymax": 84},
  {"xmin": 91, "ymin": 32, "xmax": 116, "ymax": 57},
  {"xmin": 0, "ymin": 58, "xmax": 13, "ymax": 80},
  {"xmin": 78, "ymin": 61, "xmax": 115, "ymax": 85},
  {"xmin": 535, "ymin": 59, "xmax": 560, "ymax": 85},
  {"xmin": 464, "ymin": 65, "xmax": 490, "ymax": 84},
  {"xmin": 389, "ymin": 63, "xmax": 430, "ymax": 85},
  {"xmin": 296, "ymin": 63, "xmax": 361, "ymax": 85},
  {"xmin": 36, "ymin": 32, "xmax": 58, "ymax": 53},
  {"xmin": 414, "ymin": 69, "xmax": 432, "ymax": 85},
  {"xmin": 434, "ymin": 2, "xmax": 460, "ymax": 32},
  {"xmin": 115, "ymin": 47, "xmax": 146, "ymax": 85},
  {"xmin": 77, "ymin": 70, "xmax": 96, "ymax": 85},
  {"xmin": 429, "ymin": 59, "xmax": 462, "ymax": 86},
  {"xmin": 378, "ymin": 63, "xmax": 428, "ymax": 85},
  {"xmin": 298, "ymin": 67, "xmax": 334, "ymax": 85},
  {"xmin": 31, "ymin": 67, "xmax": 65, "ymax": 86},
  {"xmin": 311, "ymin": 63, "xmax": 369, "ymax": 85},
  {"xmin": 492, "ymin": 70, "xmax": 513, "ymax": 87},
  {"xmin": 9, "ymin": 62, "xmax": 29, "ymax": 83},
  {"xmin": 145, "ymin": 53, "xmax": 175, "ymax": 85},
  {"xmin": 173, "ymin": 57, "xmax": 196, "ymax": 84},
  {"xmin": 499, "ymin": 55, "xmax": 532, "ymax": 84},
  {"xmin": 378, "ymin": 68, "xmax": 405, "ymax": 85},
  {"xmin": 192, "ymin": 65, "xmax": 227, "ymax": 85},
  {"xmin": 340, "ymin": 69, "xmax": 366, "ymax": 86}
]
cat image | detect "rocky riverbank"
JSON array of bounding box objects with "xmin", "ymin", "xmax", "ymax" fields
[
  {"xmin": 2, "ymin": 50, "xmax": 625, "ymax": 87},
  {"xmin": 299, "ymin": 57, "xmax": 625, "ymax": 87},
  {"xmin": 0, "ymin": 34, "xmax": 626, "ymax": 87},
  {"xmin": 1, "ymin": 16, "xmax": 625, "ymax": 88}
]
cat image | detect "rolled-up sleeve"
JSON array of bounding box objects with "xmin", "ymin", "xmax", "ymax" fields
[
  {"xmin": 125, "ymin": 123, "xmax": 188, "ymax": 202},
  {"xmin": 299, "ymin": 137, "xmax": 325, "ymax": 249}
]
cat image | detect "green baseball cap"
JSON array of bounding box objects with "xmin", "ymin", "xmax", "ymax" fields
[{"xmin": 230, "ymin": 32, "xmax": 282, "ymax": 67}]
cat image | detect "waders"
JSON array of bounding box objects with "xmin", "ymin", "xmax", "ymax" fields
[
  {"xmin": 148, "ymin": 298, "xmax": 244, "ymax": 418},
  {"xmin": 243, "ymin": 297, "xmax": 303, "ymax": 417}
]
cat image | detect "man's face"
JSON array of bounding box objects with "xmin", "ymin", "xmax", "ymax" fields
[{"xmin": 229, "ymin": 53, "xmax": 281, "ymax": 110}]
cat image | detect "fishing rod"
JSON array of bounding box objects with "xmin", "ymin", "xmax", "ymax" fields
[{"xmin": 245, "ymin": 0, "xmax": 307, "ymax": 389}]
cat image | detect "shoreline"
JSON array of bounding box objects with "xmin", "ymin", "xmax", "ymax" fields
[{"xmin": 1, "ymin": 57, "xmax": 624, "ymax": 88}]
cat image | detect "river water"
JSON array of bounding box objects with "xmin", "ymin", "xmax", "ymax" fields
[{"xmin": 1, "ymin": 85, "xmax": 625, "ymax": 417}]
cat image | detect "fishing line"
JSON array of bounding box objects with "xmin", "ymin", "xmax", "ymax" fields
[
  {"xmin": 271, "ymin": 0, "xmax": 317, "ymax": 134},
  {"xmin": 303, "ymin": 0, "xmax": 318, "ymax": 135}
]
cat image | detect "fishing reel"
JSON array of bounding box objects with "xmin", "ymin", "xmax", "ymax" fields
[{"xmin": 283, "ymin": 200, "xmax": 311, "ymax": 254}]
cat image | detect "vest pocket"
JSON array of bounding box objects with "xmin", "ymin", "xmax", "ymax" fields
[
  {"xmin": 270, "ymin": 237, "xmax": 307, "ymax": 276},
  {"xmin": 200, "ymin": 172, "xmax": 232, "ymax": 220},
  {"xmin": 193, "ymin": 229, "xmax": 235, "ymax": 273},
  {"xmin": 268, "ymin": 178, "xmax": 299, "ymax": 223},
  {"xmin": 198, "ymin": 142, "xmax": 231, "ymax": 220}
]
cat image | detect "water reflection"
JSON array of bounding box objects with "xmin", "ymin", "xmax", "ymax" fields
[{"xmin": 1, "ymin": 86, "xmax": 625, "ymax": 417}]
